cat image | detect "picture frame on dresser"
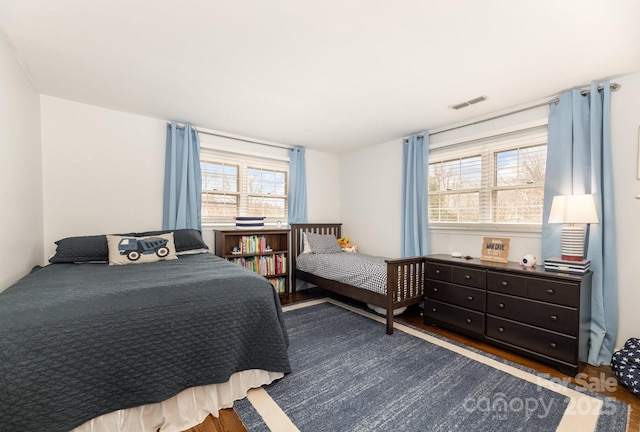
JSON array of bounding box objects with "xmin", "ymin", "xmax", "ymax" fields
[{"xmin": 424, "ymin": 254, "xmax": 592, "ymax": 376}]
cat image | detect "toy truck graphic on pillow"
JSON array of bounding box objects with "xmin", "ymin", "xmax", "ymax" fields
[{"xmin": 118, "ymin": 237, "xmax": 170, "ymax": 261}]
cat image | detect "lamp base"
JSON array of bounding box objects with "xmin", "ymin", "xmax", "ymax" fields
[
  {"xmin": 560, "ymin": 254, "xmax": 585, "ymax": 262},
  {"xmin": 560, "ymin": 226, "xmax": 586, "ymax": 262}
]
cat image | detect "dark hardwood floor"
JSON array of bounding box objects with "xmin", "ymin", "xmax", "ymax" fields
[{"xmin": 184, "ymin": 288, "xmax": 639, "ymax": 432}]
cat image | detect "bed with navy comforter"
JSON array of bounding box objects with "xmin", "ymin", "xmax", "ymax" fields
[{"xmin": 0, "ymin": 252, "xmax": 290, "ymax": 431}]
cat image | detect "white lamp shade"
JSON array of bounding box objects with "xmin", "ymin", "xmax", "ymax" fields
[{"xmin": 548, "ymin": 194, "xmax": 599, "ymax": 224}]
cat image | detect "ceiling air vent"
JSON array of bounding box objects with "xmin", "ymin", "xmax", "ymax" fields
[{"xmin": 449, "ymin": 95, "xmax": 488, "ymax": 110}]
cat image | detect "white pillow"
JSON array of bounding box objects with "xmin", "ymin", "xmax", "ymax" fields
[
  {"xmin": 107, "ymin": 233, "xmax": 178, "ymax": 265},
  {"xmin": 302, "ymin": 233, "xmax": 312, "ymax": 253}
]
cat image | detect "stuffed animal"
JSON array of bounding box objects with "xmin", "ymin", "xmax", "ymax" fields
[
  {"xmin": 337, "ymin": 236, "xmax": 358, "ymax": 252},
  {"xmin": 520, "ymin": 254, "xmax": 537, "ymax": 267},
  {"xmin": 337, "ymin": 236, "xmax": 350, "ymax": 247}
]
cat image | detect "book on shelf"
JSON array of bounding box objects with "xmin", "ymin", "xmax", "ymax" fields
[
  {"xmin": 239, "ymin": 235, "xmax": 268, "ymax": 254},
  {"xmin": 229, "ymin": 253, "xmax": 286, "ymax": 276},
  {"xmin": 269, "ymin": 277, "xmax": 286, "ymax": 294}
]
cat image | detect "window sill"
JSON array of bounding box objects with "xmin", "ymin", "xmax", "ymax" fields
[{"xmin": 430, "ymin": 223, "xmax": 542, "ymax": 237}]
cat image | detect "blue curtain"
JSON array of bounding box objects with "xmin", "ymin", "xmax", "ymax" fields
[
  {"xmin": 288, "ymin": 146, "xmax": 307, "ymax": 224},
  {"xmin": 401, "ymin": 134, "xmax": 429, "ymax": 257},
  {"xmin": 162, "ymin": 123, "xmax": 202, "ymax": 231},
  {"xmin": 541, "ymin": 82, "xmax": 618, "ymax": 365}
]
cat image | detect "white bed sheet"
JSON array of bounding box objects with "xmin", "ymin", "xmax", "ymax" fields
[{"xmin": 72, "ymin": 369, "xmax": 284, "ymax": 432}]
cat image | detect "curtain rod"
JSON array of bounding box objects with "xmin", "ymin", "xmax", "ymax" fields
[
  {"xmin": 425, "ymin": 82, "xmax": 621, "ymax": 138},
  {"xmin": 168, "ymin": 123, "xmax": 294, "ymax": 150}
]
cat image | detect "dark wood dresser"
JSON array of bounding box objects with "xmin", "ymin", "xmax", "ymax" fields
[{"xmin": 424, "ymin": 254, "xmax": 592, "ymax": 375}]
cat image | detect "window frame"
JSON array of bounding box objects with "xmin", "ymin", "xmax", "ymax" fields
[
  {"xmin": 200, "ymin": 148, "xmax": 289, "ymax": 226},
  {"xmin": 428, "ymin": 126, "xmax": 548, "ymax": 234}
]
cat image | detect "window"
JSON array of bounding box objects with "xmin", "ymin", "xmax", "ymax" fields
[
  {"xmin": 429, "ymin": 126, "xmax": 547, "ymax": 228},
  {"xmin": 492, "ymin": 145, "xmax": 546, "ymax": 223},
  {"xmin": 200, "ymin": 149, "xmax": 288, "ymax": 224},
  {"xmin": 429, "ymin": 155, "xmax": 481, "ymax": 222}
]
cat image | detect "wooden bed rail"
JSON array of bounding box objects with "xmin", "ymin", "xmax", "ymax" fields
[{"xmin": 385, "ymin": 257, "xmax": 425, "ymax": 333}]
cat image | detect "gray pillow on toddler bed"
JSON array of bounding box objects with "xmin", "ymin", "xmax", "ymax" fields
[
  {"xmin": 49, "ymin": 229, "xmax": 208, "ymax": 263},
  {"xmin": 304, "ymin": 232, "xmax": 343, "ymax": 254}
]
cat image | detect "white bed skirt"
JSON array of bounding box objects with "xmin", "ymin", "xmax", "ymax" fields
[
  {"xmin": 72, "ymin": 369, "xmax": 284, "ymax": 432},
  {"xmin": 367, "ymin": 304, "xmax": 407, "ymax": 316}
]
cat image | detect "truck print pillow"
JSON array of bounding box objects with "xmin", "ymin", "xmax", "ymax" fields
[{"xmin": 106, "ymin": 233, "xmax": 178, "ymax": 265}]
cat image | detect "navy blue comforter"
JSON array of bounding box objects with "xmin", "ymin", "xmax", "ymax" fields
[{"xmin": 0, "ymin": 253, "xmax": 290, "ymax": 431}]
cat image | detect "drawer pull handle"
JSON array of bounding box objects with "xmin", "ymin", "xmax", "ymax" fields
[
  {"xmin": 498, "ymin": 303, "xmax": 505, "ymax": 308},
  {"xmin": 435, "ymin": 269, "xmax": 441, "ymax": 274},
  {"xmin": 550, "ymin": 342, "xmax": 557, "ymax": 349},
  {"xmin": 498, "ymin": 327, "xmax": 505, "ymax": 333},
  {"xmin": 546, "ymin": 289, "xmax": 555, "ymax": 295},
  {"xmin": 467, "ymin": 296, "xmax": 474, "ymax": 301},
  {"xmin": 550, "ymin": 315, "xmax": 558, "ymax": 321},
  {"xmin": 432, "ymin": 308, "xmax": 437, "ymax": 312},
  {"xmin": 433, "ymin": 287, "xmax": 438, "ymax": 292},
  {"xmin": 501, "ymin": 281, "xmax": 508, "ymax": 286},
  {"xmin": 466, "ymin": 318, "xmax": 472, "ymax": 323},
  {"xmin": 465, "ymin": 274, "xmax": 471, "ymax": 279}
]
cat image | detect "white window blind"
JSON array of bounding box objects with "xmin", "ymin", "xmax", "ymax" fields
[
  {"xmin": 200, "ymin": 148, "xmax": 289, "ymax": 225},
  {"xmin": 429, "ymin": 126, "xmax": 547, "ymax": 228}
]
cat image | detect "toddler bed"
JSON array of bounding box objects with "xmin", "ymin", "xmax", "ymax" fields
[{"xmin": 291, "ymin": 223, "xmax": 425, "ymax": 334}]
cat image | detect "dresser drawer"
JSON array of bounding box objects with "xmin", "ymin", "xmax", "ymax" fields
[
  {"xmin": 426, "ymin": 280, "xmax": 485, "ymax": 312},
  {"xmin": 487, "ymin": 292, "xmax": 578, "ymax": 334},
  {"xmin": 426, "ymin": 263, "xmax": 453, "ymax": 282},
  {"xmin": 424, "ymin": 299, "xmax": 484, "ymax": 334},
  {"xmin": 487, "ymin": 271, "xmax": 579, "ymax": 307},
  {"xmin": 527, "ymin": 278, "xmax": 579, "ymax": 307},
  {"xmin": 452, "ymin": 266, "xmax": 486, "ymax": 289},
  {"xmin": 486, "ymin": 316, "xmax": 576, "ymax": 364},
  {"xmin": 487, "ymin": 271, "xmax": 527, "ymax": 297}
]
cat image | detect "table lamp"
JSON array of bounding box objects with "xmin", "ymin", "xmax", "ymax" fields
[{"xmin": 547, "ymin": 194, "xmax": 599, "ymax": 261}]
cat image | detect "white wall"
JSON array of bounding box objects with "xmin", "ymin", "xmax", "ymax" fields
[
  {"xmin": 306, "ymin": 148, "xmax": 341, "ymax": 223},
  {"xmin": 40, "ymin": 96, "xmax": 167, "ymax": 260},
  {"xmin": 0, "ymin": 29, "xmax": 43, "ymax": 291},
  {"xmin": 610, "ymin": 71, "xmax": 640, "ymax": 349},
  {"xmin": 40, "ymin": 96, "xmax": 341, "ymax": 258},
  {"xmin": 340, "ymin": 139, "xmax": 403, "ymax": 257}
]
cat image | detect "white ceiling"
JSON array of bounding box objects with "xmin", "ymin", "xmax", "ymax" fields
[{"xmin": 1, "ymin": 0, "xmax": 639, "ymax": 154}]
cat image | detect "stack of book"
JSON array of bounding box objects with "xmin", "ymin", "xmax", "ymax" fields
[{"xmin": 544, "ymin": 257, "xmax": 590, "ymax": 274}]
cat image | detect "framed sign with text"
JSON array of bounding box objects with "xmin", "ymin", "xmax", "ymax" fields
[{"xmin": 480, "ymin": 237, "xmax": 510, "ymax": 263}]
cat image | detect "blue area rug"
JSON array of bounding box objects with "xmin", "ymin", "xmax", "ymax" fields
[{"xmin": 235, "ymin": 300, "xmax": 628, "ymax": 432}]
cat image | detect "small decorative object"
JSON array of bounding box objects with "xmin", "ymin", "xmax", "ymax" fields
[
  {"xmin": 231, "ymin": 246, "xmax": 241, "ymax": 254},
  {"xmin": 337, "ymin": 236, "xmax": 350, "ymax": 247},
  {"xmin": 520, "ymin": 254, "xmax": 537, "ymax": 267},
  {"xmin": 235, "ymin": 216, "xmax": 265, "ymax": 229},
  {"xmin": 265, "ymin": 245, "xmax": 272, "ymax": 252},
  {"xmin": 337, "ymin": 236, "xmax": 358, "ymax": 252},
  {"xmin": 480, "ymin": 237, "xmax": 510, "ymax": 264}
]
